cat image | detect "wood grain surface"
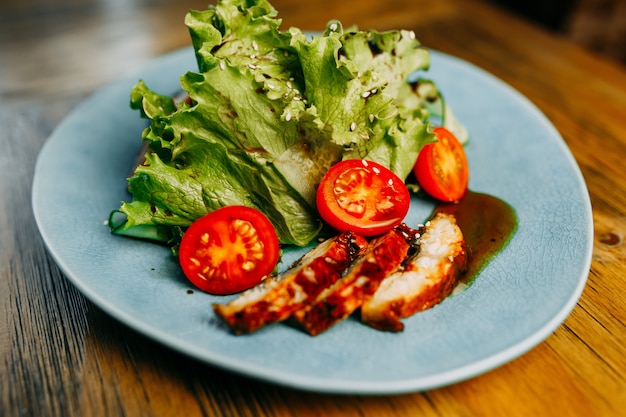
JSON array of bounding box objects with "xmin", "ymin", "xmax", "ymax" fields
[{"xmin": 2, "ymin": 0, "xmax": 625, "ymax": 416}]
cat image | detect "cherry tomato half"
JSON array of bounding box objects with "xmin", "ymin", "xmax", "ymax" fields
[
  {"xmin": 414, "ymin": 127, "xmax": 469, "ymax": 203},
  {"xmin": 316, "ymin": 159, "xmax": 410, "ymax": 237},
  {"xmin": 178, "ymin": 206, "xmax": 279, "ymax": 295}
]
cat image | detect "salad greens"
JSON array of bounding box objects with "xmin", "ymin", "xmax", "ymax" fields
[{"xmin": 109, "ymin": 0, "xmax": 460, "ymax": 248}]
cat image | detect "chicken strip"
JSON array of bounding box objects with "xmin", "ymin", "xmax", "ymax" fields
[
  {"xmin": 292, "ymin": 224, "xmax": 419, "ymax": 336},
  {"xmin": 212, "ymin": 231, "xmax": 367, "ymax": 334},
  {"xmin": 361, "ymin": 212, "xmax": 468, "ymax": 332}
]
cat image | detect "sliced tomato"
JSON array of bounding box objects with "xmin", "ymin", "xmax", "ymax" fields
[
  {"xmin": 178, "ymin": 206, "xmax": 279, "ymax": 295},
  {"xmin": 414, "ymin": 126, "xmax": 469, "ymax": 203},
  {"xmin": 316, "ymin": 159, "xmax": 410, "ymax": 237}
]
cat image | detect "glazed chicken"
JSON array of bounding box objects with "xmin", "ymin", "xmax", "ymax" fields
[
  {"xmin": 291, "ymin": 224, "xmax": 419, "ymax": 336},
  {"xmin": 213, "ymin": 213, "xmax": 467, "ymax": 336},
  {"xmin": 212, "ymin": 231, "xmax": 367, "ymax": 334},
  {"xmin": 360, "ymin": 212, "xmax": 468, "ymax": 331}
]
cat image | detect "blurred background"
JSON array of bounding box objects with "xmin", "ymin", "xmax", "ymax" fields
[
  {"xmin": 490, "ymin": 0, "xmax": 626, "ymax": 63},
  {"xmin": 0, "ymin": 0, "xmax": 624, "ymax": 108}
]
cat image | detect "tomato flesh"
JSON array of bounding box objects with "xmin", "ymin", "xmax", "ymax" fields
[
  {"xmin": 316, "ymin": 159, "xmax": 410, "ymax": 237},
  {"xmin": 414, "ymin": 127, "xmax": 469, "ymax": 202},
  {"xmin": 178, "ymin": 206, "xmax": 279, "ymax": 294}
]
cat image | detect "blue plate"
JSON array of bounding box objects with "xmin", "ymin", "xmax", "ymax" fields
[{"xmin": 32, "ymin": 46, "xmax": 593, "ymax": 394}]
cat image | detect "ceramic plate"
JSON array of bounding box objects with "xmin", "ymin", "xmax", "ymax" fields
[{"xmin": 32, "ymin": 46, "xmax": 593, "ymax": 394}]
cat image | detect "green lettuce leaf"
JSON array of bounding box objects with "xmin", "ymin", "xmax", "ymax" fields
[{"xmin": 111, "ymin": 0, "xmax": 455, "ymax": 248}]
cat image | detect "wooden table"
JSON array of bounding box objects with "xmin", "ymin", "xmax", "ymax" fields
[{"xmin": 2, "ymin": 0, "xmax": 625, "ymax": 415}]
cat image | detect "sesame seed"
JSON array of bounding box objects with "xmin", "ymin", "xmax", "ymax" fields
[
  {"xmin": 219, "ymin": 61, "xmax": 225, "ymax": 70},
  {"xmin": 248, "ymin": 63, "xmax": 257, "ymax": 69},
  {"xmin": 369, "ymin": 114, "xmax": 375, "ymax": 123},
  {"xmin": 362, "ymin": 91, "xmax": 371, "ymax": 98},
  {"xmin": 252, "ymin": 40, "xmax": 259, "ymax": 50},
  {"xmin": 250, "ymin": 54, "xmax": 256, "ymax": 59},
  {"xmin": 409, "ymin": 31, "xmax": 416, "ymax": 39},
  {"xmin": 329, "ymin": 23, "xmax": 338, "ymax": 31},
  {"xmin": 373, "ymin": 167, "xmax": 380, "ymax": 174},
  {"xmin": 285, "ymin": 112, "xmax": 292, "ymax": 121},
  {"xmin": 350, "ymin": 122, "xmax": 357, "ymax": 131}
]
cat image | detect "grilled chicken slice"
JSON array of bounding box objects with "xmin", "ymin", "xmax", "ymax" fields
[
  {"xmin": 361, "ymin": 212, "xmax": 468, "ymax": 332},
  {"xmin": 292, "ymin": 224, "xmax": 419, "ymax": 336},
  {"xmin": 212, "ymin": 231, "xmax": 368, "ymax": 334}
]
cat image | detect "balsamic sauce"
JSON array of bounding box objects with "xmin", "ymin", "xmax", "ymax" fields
[{"xmin": 432, "ymin": 190, "xmax": 518, "ymax": 286}]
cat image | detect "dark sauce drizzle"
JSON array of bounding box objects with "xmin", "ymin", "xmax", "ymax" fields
[{"xmin": 432, "ymin": 190, "xmax": 518, "ymax": 286}]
